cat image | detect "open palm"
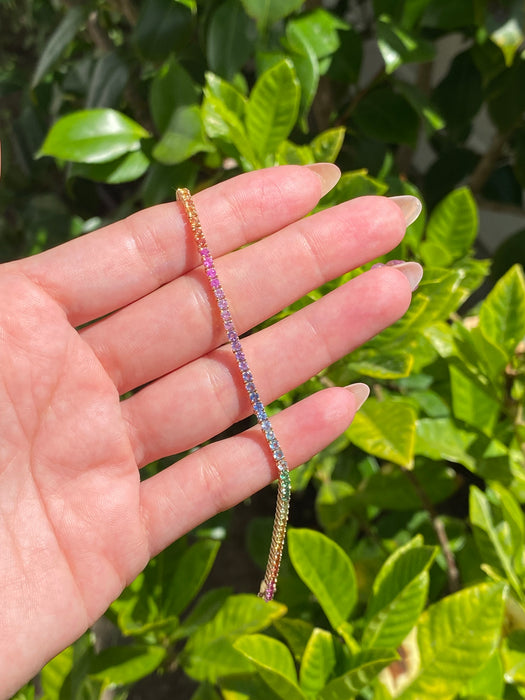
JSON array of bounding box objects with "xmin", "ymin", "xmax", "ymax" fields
[{"xmin": 0, "ymin": 165, "xmax": 418, "ymax": 696}]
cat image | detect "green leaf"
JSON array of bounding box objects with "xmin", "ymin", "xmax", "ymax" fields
[
  {"xmin": 310, "ymin": 127, "xmax": 346, "ymax": 163},
  {"xmin": 470, "ymin": 486, "xmax": 523, "ymax": 597},
  {"xmin": 86, "ymin": 52, "xmax": 129, "ymax": 109},
  {"xmin": 487, "ymin": 57, "xmax": 525, "ymax": 132},
  {"xmin": 415, "ymin": 417, "xmax": 476, "ymax": 470},
  {"xmin": 191, "ymin": 682, "xmax": 223, "ymax": 700},
  {"xmin": 449, "ymin": 364, "xmax": 500, "ymax": 435},
  {"xmin": 348, "ymin": 398, "xmax": 416, "ymax": 468},
  {"xmin": 220, "ymin": 672, "xmax": 283, "ymax": 700},
  {"xmin": 320, "ymin": 170, "xmax": 388, "ymax": 208},
  {"xmin": 234, "ymin": 634, "xmax": 305, "ymax": 700},
  {"xmin": 38, "ymin": 109, "xmax": 149, "ymax": 164},
  {"xmin": 363, "ymin": 538, "xmax": 437, "ymax": 650},
  {"xmin": 207, "ymin": 0, "xmax": 255, "ymax": 80},
  {"xmin": 432, "ymin": 50, "xmax": 483, "ymax": 128},
  {"xmin": 288, "ymin": 9, "xmax": 347, "ymax": 61},
  {"xmin": 149, "ymin": 56, "xmax": 200, "ymax": 134},
  {"xmin": 358, "ymin": 461, "xmax": 458, "ymax": 510},
  {"xmin": 202, "ymin": 78, "xmax": 258, "ymax": 168},
  {"xmin": 133, "ymin": 0, "xmax": 193, "ymax": 61},
  {"xmin": 164, "ymin": 539, "xmax": 221, "ymax": 617},
  {"xmin": 41, "ymin": 634, "xmax": 93, "ymax": 699},
  {"xmin": 421, "ymin": 187, "xmax": 478, "ymax": 266},
  {"xmin": 315, "ymin": 480, "xmax": 354, "ymax": 531},
  {"xmin": 352, "ymin": 88, "xmax": 420, "ymax": 146},
  {"xmin": 479, "ymin": 264, "xmax": 525, "ymax": 360},
  {"xmin": 153, "ymin": 105, "xmax": 214, "ymax": 165},
  {"xmin": 299, "ymin": 629, "xmax": 336, "ymax": 697},
  {"xmin": 284, "ymin": 22, "xmax": 320, "ymax": 125},
  {"xmin": 274, "ymin": 617, "xmax": 315, "ymax": 663},
  {"xmin": 463, "ymin": 650, "xmax": 505, "ymax": 698},
  {"xmin": 70, "ymin": 150, "xmax": 150, "ymax": 184},
  {"xmin": 182, "ymin": 594, "xmax": 286, "ymax": 682},
  {"xmin": 395, "ymin": 80, "xmax": 445, "ymax": 132},
  {"xmin": 319, "ymin": 649, "xmax": 399, "ymax": 699},
  {"xmin": 348, "ymin": 348, "xmax": 413, "ymax": 379},
  {"xmin": 246, "ymin": 60, "xmax": 300, "ymax": 162},
  {"xmin": 31, "ymin": 5, "xmax": 88, "ymax": 87},
  {"xmin": 397, "ymin": 583, "xmax": 507, "ymax": 699},
  {"xmin": 288, "ymin": 528, "xmax": 357, "ymax": 630},
  {"xmin": 377, "ymin": 14, "xmax": 435, "ymax": 73},
  {"xmin": 240, "ymin": 0, "xmax": 305, "ymax": 29},
  {"xmin": 276, "ymin": 140, "xmax": 315, "ymax": 165},
  {"xmin": 89, "ymin": 645, "xmax": 166, "ymax": 685}
]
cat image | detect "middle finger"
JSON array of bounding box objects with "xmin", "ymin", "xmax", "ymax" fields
[{"xmin": 81, "ymin": 195, "xmax": 408, "ymax": 392}]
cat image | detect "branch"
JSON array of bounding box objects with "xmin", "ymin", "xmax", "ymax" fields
[
  {"xmin": 402, "ymin": 467, "xmax": 461, "ymax": 593},
  {"xmin": 468, "ymin": 131, "xmax": 508, "ymax": 195}
]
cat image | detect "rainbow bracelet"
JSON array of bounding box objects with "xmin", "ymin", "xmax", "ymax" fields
[{"xmin": 176, "ymin": 188, "xmax": 291, "ymax": 602}]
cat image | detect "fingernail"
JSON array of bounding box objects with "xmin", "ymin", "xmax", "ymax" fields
[
  {"xmin": 345, "ymin": 382, "xmax": 370, "ymax": 411},
  {"xmin": 388, "ymin": 261, "xmax": 424, "ymax": 291},
  {"xmin": 305, "ymin": 162, "xmax": 341, "ymax": 197},
  {"xmin": 389, "ymin": 195, "xmax": 422, "ymax": 227}
]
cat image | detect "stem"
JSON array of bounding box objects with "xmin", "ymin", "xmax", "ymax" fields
[
  {"xmin": 468, "ymin": 131, "xmax": 507, "ymax": 195},
  {"xmin": 402, "ymin": 467, "xmax": 460, "ymax": 593}
]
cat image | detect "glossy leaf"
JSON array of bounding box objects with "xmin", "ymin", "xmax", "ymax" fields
[
  {"xmin": 86, "ymin": 52, "xmax": 129, "ymax": 109},
  {"xmin": 321, "ymin": 170, "xmax": 388, "ymax": 207},
  {"xmin": 288, "ymin": 528, "xmax": 357, "ymax": 630},
  {"xmin": 150, "ymin": 56, "xmax": 200, "ymax": 134},
  {"xmin": 38, "ymin": 109, "xmax": 149, "ymax": 164},
  {"xmin": 421, "ymin": 187, "xmax": 478, "ymax": 266},
  {"xmin": 70, "ymin": 150, "xmax": 150, "ymax": 184},
  {"xmin": 479, "ymin": 264, "xmax": 525, "ymax": 360},
  {"xmin": 234, "ymin": 634, "xmax": 305, "ymax": 700},
  {"xmin": 349, "ymin": 398, "xmax": 416, "ymax": 468},
  {"xmin": 31, "ymin": 5, "xmax": 88, "ymax": 87},
  {"xmin": 288, "ymin": 9, "xmax": 347, "ymax": 61},
  {"xmin": 274, "ymin": 617, "xmax": 315, "ymax": 663},
  {"xmin": 415, "ymin": 417, "xmax": 476, "ymax": 470},
  {"xmin": 241, "ymin": 0, "xmax": 305, "ymax": 28},
  {"xmin": 348, "ymin": 348, "xmax": 413, "ymax": 379},
  {"xmin": 311, "ymin": 127, "xmax": 345, "ymax": 163},
  {"xmin": 353, "ymin": 89, "xmax": 420, "ymax": 146},
  {"xmin": 182, "ymin": 594, "xmax": 286, "ymax": 682},
  {"xmin": 377, "ymin": 15, "xmax": 435, "ymax": 73},
  {"xmin": 397, "ymin": 583, "xmax": 507, "ymax": 698},
  {"xmin": 363, "ymin": 538, "xmax": 437, "ymax": 650},
  {"xmin": 358, "ymin": 461, "xmax": 458, "ymax": 510},
  {"xmin": 284, "ymin": 22, "xmax": 319, "ymax": 124},
  {"xmin": 153, "ymin": 105, "xmax": 214, "ymax": 165},
  {"xmin": 315, "ymin": 480, "xmax": 354, "ymax": 531},
  {"xmin": 89, "ymin": 645, "xmax": 166, "ymax": 685},
  {"xmin": 470, "ymin": 486, "xmax": 522, "ymax": 597},
  {"xmin": 220, "ymin": 672, "xmax": 283, "ymax": 700},
  {"xmin": 164, "ymin": 539, "xmax": 221, "ymax": 617},
  {"xmin": 246, "ymin": 60, "xmax": 300, "ymax": 162},
  {"xmin": 133, "ymin": 0, "xmax": 193, "ymax": 60},
  {"xmin": 207, "ymin": 0, "xmax": 255, "ymax": 80},
  {"xmin": 299, "ymin": 629, "xmax": 336, "ymax": 697},
  {"xmin": 449, "ymin": 363, "xmax": 500, "ymax": 436},
  {"xmin": 319, "ymin": 649, "xmax": 398, "ymax": 699}
]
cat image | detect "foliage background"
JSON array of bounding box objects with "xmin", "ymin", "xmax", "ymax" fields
[{"xmin": 1, "ymin": 0, "xmax": 525, "ymax": 698}]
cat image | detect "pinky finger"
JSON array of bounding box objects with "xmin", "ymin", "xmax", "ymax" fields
[{"xmin": 140, "ymin": 386, "xmax": 361, "ymax": 558}]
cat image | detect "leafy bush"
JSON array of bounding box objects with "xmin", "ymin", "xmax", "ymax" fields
[{"xmin": 3, "ymin": 0, "xmax": 525, "ymax": 698}]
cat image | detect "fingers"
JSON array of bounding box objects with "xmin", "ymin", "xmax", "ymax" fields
[
  {"xmin": 140, "ymin": 386, "xmax": 356, "ymax": 556},
  {"xmin": 123, "ymin": 265, "xmax": 412, "ymax": 467},
  {"xmin": 11, "ymin": 166, "xmax": 328, "ymax": 326},
  {"xmin": 81, "ymin": 195, "xmax": 407, "ymax": 393}
]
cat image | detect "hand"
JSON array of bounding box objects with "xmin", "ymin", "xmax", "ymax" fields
[{"xmin": 0, "ymin": 163, "xmax": 420, "ymax": 696}]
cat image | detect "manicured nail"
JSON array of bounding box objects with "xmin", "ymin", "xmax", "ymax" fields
[
  {"xmin": 345, "ymin": 382, "xmax": 370, "ymax": 411},
  {"xmin": 389, "ymin": 195, "xmax": 422, "ymax": 227},
  {"xmin": 305, "ymin": 162, "xmax": 341, "ymax": 197},
  {"xmin": 388, "ymin": 261, "xmax": 424, "ymax": 291}
]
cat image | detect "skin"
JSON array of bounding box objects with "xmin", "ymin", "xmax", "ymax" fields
[{"xmin": 0, "ymin": 164, "xmax": 413, "ymax": 697}]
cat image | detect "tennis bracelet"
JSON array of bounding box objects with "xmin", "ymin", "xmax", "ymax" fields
[{"xmin": 176, "ymin": 188, "xmax": 291, "ymax": 602}]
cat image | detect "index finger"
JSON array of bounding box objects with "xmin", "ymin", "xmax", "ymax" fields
[{"xmin": 8, "ymin": 165, "xmax": 336, "ymax": 326}]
